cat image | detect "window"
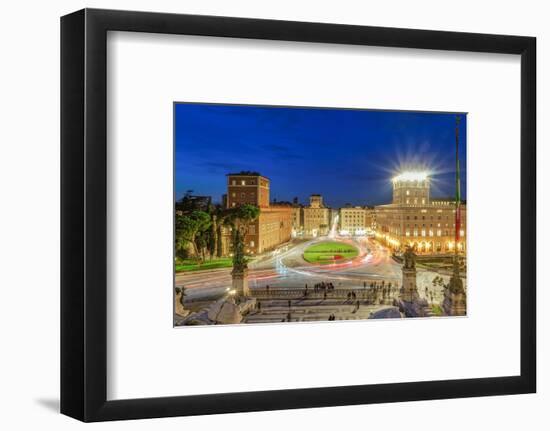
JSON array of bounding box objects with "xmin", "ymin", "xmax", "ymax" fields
[
  {"xmin": 250, "ymin": 241, "xmax": 255, "ymax": 247},
  {"xmin": 406, "ymin": 190, "xmax": 410, "ymax": 196},
  {"xmin": 241, "ymin": 180, "xmax": 246, "ymax": 185},
  {"xmin": 231, "ymin": 180, "xmax": 236, "ymax": 185}
]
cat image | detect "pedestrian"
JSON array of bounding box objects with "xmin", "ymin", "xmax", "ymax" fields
[
  {"xmin": 257, "ymin": 301, "xmax": 261, "ymax": 311},
  {"xmin": 324, "ymin": 291, "xmax": 327, "ymax": 300},
  {"xmin": 288, "ymin": 299, "xmax": 291, "ymax": 308}
]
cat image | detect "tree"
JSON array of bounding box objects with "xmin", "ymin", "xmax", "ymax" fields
[
  {"xmin": 207, "ymin": 218, "xmax": 217, "ymax": 259},
  {"xmin": 208, "ymin": 204, "xmax": 231, "ymax": 259},
  {"xmin": 175, "ymin": 210, "xmax": 211, "ymax": 261}
]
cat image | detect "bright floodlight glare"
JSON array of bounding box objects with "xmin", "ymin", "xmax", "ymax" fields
[{"xmin": 392, "ymin": 171, "xmax": 430, "ymax": 182}]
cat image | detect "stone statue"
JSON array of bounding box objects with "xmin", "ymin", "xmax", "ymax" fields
[{"xmin": 403, "ymin": 245, "xmax": 416, "ymax": 269}]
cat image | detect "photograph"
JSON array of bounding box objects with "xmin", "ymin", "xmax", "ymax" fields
[{"xmin": 174, "ymin": 103, "xmax": 467, "ymax": 326}]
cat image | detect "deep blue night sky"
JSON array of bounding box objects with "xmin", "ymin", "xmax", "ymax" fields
[{"xmin": 174, "ymin": 103, "xmax": 467, "ymax": 207}]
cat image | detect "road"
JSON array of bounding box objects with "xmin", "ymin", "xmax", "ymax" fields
[{"xmin": 176, "ymin": 235, "xmax": 404, "ymax": 301}]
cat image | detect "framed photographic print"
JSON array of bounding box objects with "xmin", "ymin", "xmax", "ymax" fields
[{"xmin": 61, "ymin": 8, "xmax": 536, "ymax": 422}]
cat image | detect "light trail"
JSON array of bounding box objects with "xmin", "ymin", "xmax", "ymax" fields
[{"xmin": 328, "ymin": 214, "xmax": 339, "ymax": 239}]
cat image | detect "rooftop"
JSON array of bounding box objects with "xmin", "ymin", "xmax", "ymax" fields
[
  {"xmin": 392, "ymin": 171, "xmax": 430, "ymax": 182},
  {"xmin": 226, "ymin": 171, "xmax": 263, "ymax": 177}
]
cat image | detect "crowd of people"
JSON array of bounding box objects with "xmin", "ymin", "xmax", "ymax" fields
[
  {"xmin": 261, "ymin": 280, "xmax": 442, "ymax": 305},
  {"xmin": 312, "ymin": 281, "xmax": 335, "ymax": 292}
]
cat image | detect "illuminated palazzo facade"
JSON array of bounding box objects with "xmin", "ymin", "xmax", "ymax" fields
[
  {"xmin": 303, "ymin": 194, "xmax": 330, "ymax": 237},
  {"xmin": 374, "ymin": 173, "xmax": 466, "ymax": 255},
  {"xmin": 223, "ymin": 173, "xmax": 292, "ymax": 255},
  {"xmin": 339, "ymin": 206, "xmax": 369, "ymax": 235}
]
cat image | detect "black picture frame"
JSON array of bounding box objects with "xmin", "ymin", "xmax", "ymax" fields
[{"xmin": 61, "ymin": 8, "xmax": 536, "ymax": 422}]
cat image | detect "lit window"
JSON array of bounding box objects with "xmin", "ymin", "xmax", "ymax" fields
[
  {"xmin": 406, "ymin": 190, "xmax": 410, "ymax": 196},
  {"xmin": 460, "ymin": 230, "xmax": 465, "ymax": 237},
  {"xmin": 241, "ymin": 180, "xmax": 246, "ymax": 185},
  {"xmin": 437, "ymin": 229, "xmax": 442, "ymax": 236}
]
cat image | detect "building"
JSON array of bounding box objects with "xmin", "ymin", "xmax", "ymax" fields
[
  {"xmin": 374, "ymin": 172, "xmax": 466, "ymax": 255},
  {"xmin": 303, "ymin": 194, "xmax": 330, "ymax": 237},
  {"xmin": 223, "ymin": 172, "xmax": 292, "ymax": 255},
  {"xmin": 291, "ymin": 206, "xmax": 303, "ymax": 234},
  {"xmin": 339, "ymin": 206, "xmax": 368, "ymax": 235},
  {"xmin": 365, "ymin": 207, "xmax": 375, "ymax": 231},
  {"xmin": 226, "ymin": 171, "xmax": 270, "ymax": 208}
]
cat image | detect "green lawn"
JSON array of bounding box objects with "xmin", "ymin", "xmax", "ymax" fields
[
  {"xmin": 175, "ymin": 257, "xmax": 233, "ymax": 272},
  {"xmin": 303, "ymin": 241, "xmax": 359, "ymax": 264}
]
